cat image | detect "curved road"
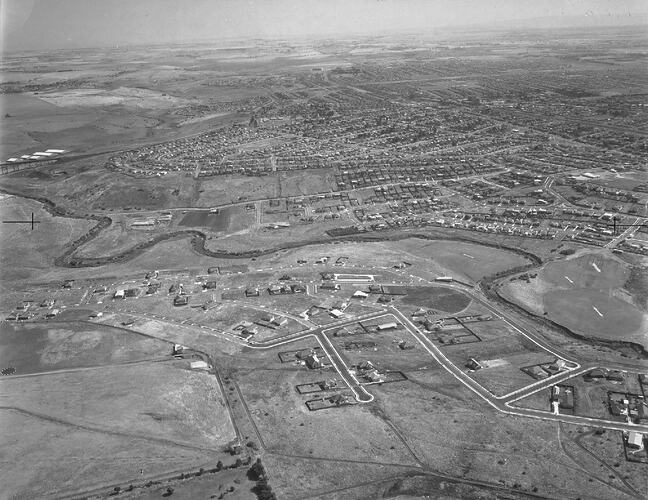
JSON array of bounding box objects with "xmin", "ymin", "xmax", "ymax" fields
[{"xmin": 111, "ymin": 283, "xmax": 648, "ymax": 434}]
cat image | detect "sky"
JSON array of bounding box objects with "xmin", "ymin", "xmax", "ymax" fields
[{"xmin": 2, "ymin": 0, "xmax": 647, "ymax": 52}]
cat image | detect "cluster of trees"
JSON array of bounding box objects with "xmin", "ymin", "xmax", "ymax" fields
[{"xmin": 249, "ymin": 459, "xmax": 277, "ymax": 500}]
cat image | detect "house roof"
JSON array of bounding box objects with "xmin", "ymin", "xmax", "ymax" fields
[{"xmin": 628, "ymin": 431, "xmax": 644, "ymax": 447}]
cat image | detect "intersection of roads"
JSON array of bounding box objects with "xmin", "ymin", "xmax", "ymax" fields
[{"xmin": 98, "ymin": 266, "xmax": 648, "ymax": 436}]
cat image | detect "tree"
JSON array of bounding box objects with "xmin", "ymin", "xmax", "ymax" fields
[
  {"xmin": 253, "ymin": 478, "xmax": 277, "ymax": 500},
  {"xmin": 248, "ymin": 458, "xmax": 266, "ymax": 481}
]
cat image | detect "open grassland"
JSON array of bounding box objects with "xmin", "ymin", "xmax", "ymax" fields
[
  {"xmin": 38, "ymin": 86, "xmax": 191, "ymax": 109},
  {"xmin": 34, "ymin": 238, "xmax": 215, "ymax": 283},
  {"xmin": 245, "ymin": 292, "xmax": 318, "ymax": 318},
  {"xmin": 429, "ymin": 325, "xmax": 558, "ymax": 397},
  {"xmin": 400, "ymin": 286, "xmax": 471, "ymax": 313},
  {"xmin": 0, "ymin": 195, "xmax": 94, "ymax": 281},
  {"xmin": 371, "ymin": 367, "xmax": 640, "ymax": 500},
  {"xmin": 541, "ymin": 252, "xmax": 629, "ymax": 289},
  {"xmin": 510, "ymin": 387, "xmax": 551, "ymax": 412},
  {"xmin": 106, "ymin": 293, "xmax": 304, "ymax": 339},
  {"xmin": 499, "ymin": 250, "xmax": 648, "ymax": 349},
  {"xmin": 118, "ymin": 468, "xmax": 256, "ymax": 500},
  {"xmin": 0, "ymin": 409, "xmax": 221, "ymax": 500},
  {"xmin": 560, "ymin": 425, "xmax": 648, "ymax": 499},
  {"xmin": 103, "ymin": 316, "xmax": 243, "ymax": 356},
  {"xmin": 0, "ymin": 321, "xmax": 171, "ymax": 375},
  {"xmin": 0, "ymin": 361, "xmax": 236, "ymax": 449},
  {"xmin": 203, "ymin": 217, "xmax": 352, "ymax": 253},
  {"xmin": 1, "ymin": 92, "xmax": 114, "ymax": 154},
  {"xmin": 543, "ymin": 289, "xmax": 645, "ymax": 344},
  {"xmin": 236, "ymin": 366, "xmax": 419, "ymax": 465},
  {"xmin": 279, "ymin": 167, "xmax": 336, "ymax": 196},
  {"xmin": 329, "ymin": 326, "xmax": 434, "ymax": 372},
  {"xmin": 1, "ymin": 166, "xmax": 198, "ymax": 213},
  {"xmin": 624, "ymin": 264, "xmax": 648, "ymax": 310},
  {"xmin": 263, "ymin": 454, "xmax": 411, "ymax": 500},
  {"xmin": 0, "ymin": 46, "xmax": 351, "ymax": 157},
  {"xmin": 195, "ymin": 175, "xmax": 280, "ymax": 207},
  {"xmin": 499, "ymin": 279, "xmax": 547, "ymax": 316},
  {"xmin": 380, "ymin": 238, "xmax": 532, "ymax": 282},
  {"xmin": 178, "ymin": 206, "xmax": 255, "ymax": 233},
  {"xmin": 74, "ymin": 222, "xmax": 159, "ymax": 258},
  {"xmin": 0, "ymin": 192, "xmax": 540, "ymax": 289},
  {"xmin": 0, "ymin": 75, "xmax": 242, "ymax": 155}
]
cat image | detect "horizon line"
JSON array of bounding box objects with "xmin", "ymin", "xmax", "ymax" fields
[{"xmin": 3, "ymin": 19, "xmax": 647, "ymax": 55}]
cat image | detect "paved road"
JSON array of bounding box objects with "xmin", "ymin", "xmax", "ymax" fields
[
  {"xmin": 223, "ymin": 298, "xmax": 648, "ymax": 433},
  {"xmin": 22, "ymin": 271, "xmax": 647, "ymax": 434},
  {"xmin": 387, "ymin": 307, "xmax": 648, "ymax": 434}
]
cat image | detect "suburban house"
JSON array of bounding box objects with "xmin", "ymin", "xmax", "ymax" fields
[
  {"xmin": 304, "ymin": 353, "xmax": 322, "ymax": 369},
  {"xmin": 466, "ymin": 358, "xmax": 482, "ymax": 371},
  {"xmin": 174, "ymin": 295, "xmax": 189, "ymax": 306},
  {"xmin": 627, "ymin": 431, "xmax": 644, "ymax": 449}
]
